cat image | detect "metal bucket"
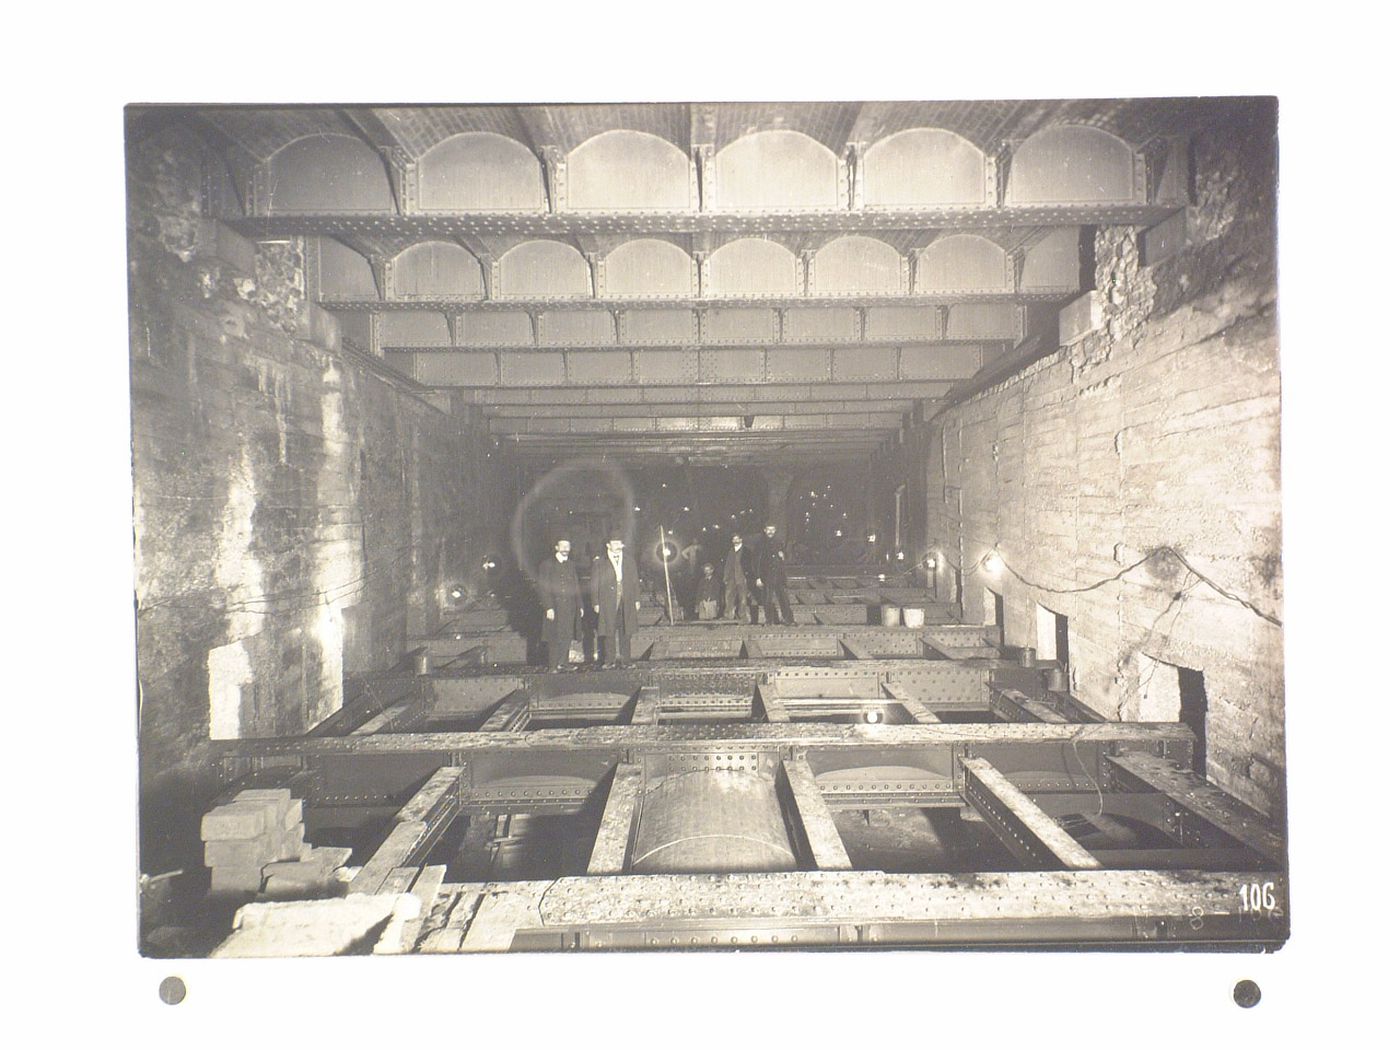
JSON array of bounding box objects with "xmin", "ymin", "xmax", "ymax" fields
[
  {"xmin": 1018, "ymin": 646, "xmax": 1036, "ymax": 668},
  {"xmin": 413, "ymin": 649, "xmax": 431, "ymax": 676},
  {"xmin": 902, "ymin": 606, "xmax": 926, "ymax": 628},
  {"xmin": 880, "ymin": 604, "xmax": 901, "ymax": 627},
  {"xmin": 1044, "ymin": 667, "xmax": 1068, "ymax": 692}
]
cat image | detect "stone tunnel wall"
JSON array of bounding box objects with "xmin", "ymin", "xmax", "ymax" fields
[
  {"xmin": 923, "ymin": 100, "xmax": 1283, "ymax": 815},
  {"xmin": 127, "ymin": 118, "xmax": 503, "ymax": 872}
]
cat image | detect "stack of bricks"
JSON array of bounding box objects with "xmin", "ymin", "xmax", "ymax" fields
[{"xmin": 201, "ymin": 789, "xmax": 350, "ymax": 899}]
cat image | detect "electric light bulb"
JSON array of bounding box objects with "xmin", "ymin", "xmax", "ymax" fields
[
  {"xmin": 983, "ymin": 552, "xmax": 1004, "ymax": 574},
  {"xmin": 864, "ymin": 710, "xmax": 882, "ymax": 724}
]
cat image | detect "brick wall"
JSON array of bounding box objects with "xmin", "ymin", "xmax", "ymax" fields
[
  {"xmin": 127, "ymin": 118, "xmax": 503, "ymax": 872},
  {"xmin": 922, "ymin": 101, "xmax": 1283, "ymax": 814}
]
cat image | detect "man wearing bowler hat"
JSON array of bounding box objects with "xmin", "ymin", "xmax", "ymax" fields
[{"xmin": 591, "ymin": 536, "xmax": 642, "ymax": 667}]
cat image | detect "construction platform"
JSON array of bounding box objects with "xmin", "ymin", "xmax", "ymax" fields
[{"xmin": 186, "ymin": 588, "xmax": 1286, "ymax": 955}]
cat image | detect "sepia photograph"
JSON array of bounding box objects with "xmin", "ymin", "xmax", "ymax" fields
[{"xmin": 125, "ymin": 98, "xmax": 1288, "ymax": 959}]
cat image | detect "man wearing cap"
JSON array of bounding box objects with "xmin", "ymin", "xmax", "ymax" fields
[
  {"xmin": 721, "ymin": 533, "xmax": 756, "ymax": 623},
  {"xmin": 754, "ymin": 523, "xmax": 794, "ymax": 626},
  {"xmin": 537, "ymin": 538, "xmax": 583, "ymax": 670},
  {"xmin": 695, "ymin": 562, "xmax": 723, "ymax": 620},
  {"xmin": 591, "ymin": 537, "xmax": 642, "ymax": 667}
]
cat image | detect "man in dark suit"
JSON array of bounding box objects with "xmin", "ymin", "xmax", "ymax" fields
[
  {"xmin": 537, "ymin": 538, "xmax": 583, "ymax": 670},
  {"xmin": 722, "ymin": 533, "xmax": 756, "ymax": 623},
  {"xmin": 590, "ymin": 537, "xmax": 642, "ymax": 667},
  {"xmin": 754, "ymin": 523, "xmax": 794, "ymax": 626}
]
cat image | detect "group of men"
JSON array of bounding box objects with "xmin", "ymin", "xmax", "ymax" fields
[
  {"xmin": 535, "ymin": 536, "xmax": 642, "ymax": 670},
  {"xmin": 533, "ymin": 524, "xmax": 794, "ymax": 670},
  {"xmin": 694, "ymin": 524, "xmax": 794, "ymax": 626}
]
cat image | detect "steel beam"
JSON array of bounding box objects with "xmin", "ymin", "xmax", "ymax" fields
[
  {"xmin": 1106, "ymin": 752, "xmax": 1285, "ymax": 865},
  {"xmin": 351, "ymin": 700, "xmax": 417, "ymax": 735},
  {"xmin": 840, "ymin": 638, "xmax": 874, "ymax": 660},
  {"xmin": 414, "ymin": 868, "xmax": 1286, "ymax": 950},
  {"xmin": 1090, "ymin": 848, "xmax": 1267, "ymax": 871},
  {"xmin": 484, "ymin": 399, "xmax": 920, "ymax": 419},
  {"xmin": 226, "ymin": 202, "xmax": 1182, "ymax": 239},
  {"xmin": 781, "ymin": 757, "xmax": 853, "ymax": 870},
  {"xmin": 479, "ymin": 694, "xmax": 531, "ymax": 732},
  {"xmin": 960, "ymin": 758, "xmax": 1102, "ymax": 870},
  {"xmin": 989, "ymin": 685, "xmax": 1069, "ymax": 723},
  {"xmin": 221, "ymin": 721, "xmax": 1196, "ymax": 760},
  {"xmin": 586, "ymin": 763, "xmax": 644, "ymax": 875},
  {"xmin": 882, "ymin": 681, "xmax": 942, "ymax": 723},
  {"xmin": 629, "ymin": 687, "xmax": 662, "ymax": 725},
  {"xmin": 754, "ymin": 684, "xmax": 790, "ymax": 723},
  {"xmin": 394, "ymin": 345, "xmax": 983, "ymax": 389},
  {"xmin": 462, "ymin": 381, "xmax": 954, "ymax": 405},
  {"xmin": 489, "ymin": 413, "xmax": 906, "ymax": 435}
]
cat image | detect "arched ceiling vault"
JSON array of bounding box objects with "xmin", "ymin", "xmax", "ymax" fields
[{"xmin": 176, "ymin": 99, "xmax": 1254, "ymax": 467}]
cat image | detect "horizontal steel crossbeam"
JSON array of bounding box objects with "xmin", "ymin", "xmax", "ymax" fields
[
  {"xmin": 220, "ymin": 721, "xmax": 1196, "ymax": 759},
  {"xmin": 1106, "ymin": 753, "xmax": 1285, "ymax": 864},
  {"xmin": 960, "ymin": 757, "xmax": 1102, "ymax": 870},
  {"xmin": 489, "ymin": 413, "xmax": 906, "ymax": 436},
  {"xmin": 227, "ymin": 203, "xmax": 1181, "ymax": 238},
  {"xmin": 462, "ymin": 381, "xmax": 953, "ymax": 405},
  {"xmin": 391, "ymin": 345, "xmax": 983, "ymax": 389},
  {"xmin": 415, "ymin": 867, "xmax": 1285, "ymax": 950}
]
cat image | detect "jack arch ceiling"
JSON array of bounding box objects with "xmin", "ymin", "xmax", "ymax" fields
[{"xmin": 168, "ymin": 99, "xmax": 1259, "ymax": 466}]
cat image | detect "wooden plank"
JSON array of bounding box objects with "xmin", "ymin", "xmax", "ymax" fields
[
  {"xmin": 960, "ymin": 757, "xmax": 1102, "ymax": 870},
  {"xmin": 460, "ymin": 885, "xmax": 545, "ymax": 952},
  {"xmin": 350, "ymin": 820, "xmax": 429, "ymax": 894},
  {"xmin": 587, "ymin": 763, "xmax": 644, "ymax": 874},
  {"xmin": 646, "ymin": 638, "xmax": 669, "ymax": 661},
  {"xmin": 419, "ymin": 885, "xmax": 484, "ymax": 954},
  {"xmin": 781, "ymin": 758, "xmax": 853, "ymax": 870},
  {"xmin": 883, "ymin": 681, "xmax": 941, "ymax": 723},
  {"xmin": 1107, "ymin": 752, "xmax": 1285, "ymax": 864},
  {"xmin": 399, "ymin": 864, "xmax": 447, "ymax": 951},
  {"xmin": 380, "ymin": 867, "xmax": 418, "ymax": 896},
  {"xmin": 755, "ymin": 684, "xmax": 790, "ymax": 723}
]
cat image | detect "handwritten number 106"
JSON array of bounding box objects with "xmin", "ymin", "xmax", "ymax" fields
[{"xmin": 1239, "ymin": 882, "xmax": 1276, "ymax": 913}]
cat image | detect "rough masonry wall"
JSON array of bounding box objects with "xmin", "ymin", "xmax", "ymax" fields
[
  {"xmin": 924, "ymin": 102, "xmax": 1282, "ymax": 815},
  {"xmin": 128, "ymin": 119, "xmax": 491, "ymax": 871}
]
